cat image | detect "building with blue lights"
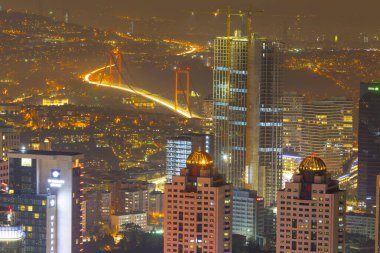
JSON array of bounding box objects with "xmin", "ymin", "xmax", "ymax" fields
[
  {"xmin": 213, "ymin": 31, "xmax": 283, "ymax": 206},
  {"xmin": 358, "ymin": 82, "xmax": 380, "ymax": 211},
  {"xmin": 166, "ymin": 133, "xmax": 213, "ymax": 182}
]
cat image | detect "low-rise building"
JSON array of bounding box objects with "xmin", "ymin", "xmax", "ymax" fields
[{"xmin": 110, "ymin": 212, "xmax": 148, "ymax": 232}]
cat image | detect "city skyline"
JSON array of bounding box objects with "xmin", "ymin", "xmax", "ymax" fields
[{"xmin": 0, "ymin": 1, "xmax": 378, "ymax": 253}]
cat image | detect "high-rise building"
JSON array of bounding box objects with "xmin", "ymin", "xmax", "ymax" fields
[
  {"xmin": 124, "ymin": 188, "xmax": 149, "ymax": 213},
  {"xmin": 164, "ymin": 150, "xmax": 232, "ymax": 253},
  {"xmin": 213, "ymin": 31, "xmax": 249, "ymax": 186},
  {"xmin": 148, "ymin": 191, "xmax": 164, "ymax": 226},
  {"xmin": 301, "ymin": 97, "xmax": 353, "ymax": 175},
  {"xmin": 0, "ymin": 149, "xmax": 84, "ymax": 253},
  {"xmin": 282, "ymin": 92, "xmax": 305, "ymax": 152},
  {"xmin": 83, "ymin": 190, "xmax": 111, "ymax": 235},
  {"xmin": 346, "ymin": 212, "xmax": 375, "ymax": 240},
  {"xmin": 276, "ymin": 156, "xmax": 346, "ymax": 253},
  {"xmin": 282, "ymin": 151, "xmax": 302, "ymax": 187},
  {"xmin": 375, "ymin": 175, "xmax": 380, "ymax": 253},
  {"xmin": 109, "ymin": 180, "xmax": 154, "ymax": 215},
  {"xmin": 213, "ymin": 31, "xmax": 283, "ymax": 206},
  {"xmin": 0, "ymin": 160, "xmax": 8, "ymax": 184},
  {"xmin": 0, "ymin": 126, "xmax": 20, "ymax": 161},
  {"xmin": 166, "ymin": 133, "xmax": 213, "ymax": 181},
  {"xmin": 110, "ymin": 212, "xmax": 148, "ymax": 232},
  {"xmin": 201, "ymin": 95, "xmax": 214, "ymax": 134},
  {"xmin": 232, "ymin": 188, "xmax": 264, "ymax": 241},
  {"xmin": 358, "ymin": 82, "xmax": 380, "ymax": 210}
]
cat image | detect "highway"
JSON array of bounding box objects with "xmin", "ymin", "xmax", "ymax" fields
[{"xmin": 83, "ymin": 65, "xmax": 202, "ymax": 119}]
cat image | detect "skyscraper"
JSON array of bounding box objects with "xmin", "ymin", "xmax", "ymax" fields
[
  {"xmin": 276, "ymin": 156, "xmax": 346, "ymax": 253},
  {"xmin": 282, "ymin": 92, "xmax": 305, "ymax": 152},
  {"xmin": 201, "ymin": 95, "xmax": 214, "ymax": 134},
  {"xmin": 213, "ymin": 32, "xmax": 283, "ymax": 206},
  {"xmin": 164, "ymin": 150, "xmax": 232, "ymax": 253},
  {"xmin": 0, "ymin": 149, "xmax": 84, "ymax": 253},
  {"xmin": 375, "ymin": 175, "xmax": 380, "ymax": 253},
  {"xmin": 232, "ymin": 188, "xmax": 264, "ymax": 241},
  {"xmin": 358, "ymin": 82, "xmax": 380, "ymax": 210},
  {"xmin": 213, "ymin": 31, "xmax": 249, "ymax": 188},
  {"xmin": 301, "ymin": 97, "xmax": 353, "ymax": 175},
  {"xmin": 251, "ymin": 39, "xmax": 283, "ymax": 207},
  {"xmin": 166, "ymin": 133, "xmax": 213, "ymax": 181}
]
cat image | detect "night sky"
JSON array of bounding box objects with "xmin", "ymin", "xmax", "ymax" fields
[{"xmin": 1, "ymin": 0, "xmax": 379, "ymax": 36}]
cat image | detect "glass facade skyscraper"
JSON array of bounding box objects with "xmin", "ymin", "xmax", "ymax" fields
[
  {"xmin": 282, "ymin": 92, "xmax": 305, "ymax": 153},
  {"xmin": 301, "ymin": 97, "xmax": 353, "ymax": 176},
  {"xmin": 213, "ymin": 31, "xmax": 282, "ymax": 206},
  {"xmin": 166, "ymin": 133, "xmax": 213, "ymax": 182},
  {"xmin": 213, "ymin": 32, "xmax": 249, "ymax": 188},
  {"xmin": 358, "ymin": 82, "xmax": 380, "ymax": 210}
]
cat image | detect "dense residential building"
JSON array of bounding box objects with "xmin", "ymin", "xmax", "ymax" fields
[
  {"xmin": 164, "ymin": 150, "xmax": 233, "ymax": 253},
  {"xmin": 0, "ymin": 103, "xmax": 20, "ymax": 115},
  {"xmin": 0, "ymin": 149, "xmax": 84, "ymax": 253},
  {"xmin": 213, "ymin": 31, "xmax": 283, "ymax": 206},
  {"xmin": 346, "ymin": 212, "xmax": 375, "ymax": 240},
  {"xmin": 0, "ymin": 160, "xmax": 8, "ymax": 184},
  {"xmin": 29, "ymin": 138, "xmax": 52, "ymax": 151},
  {"xmin": 108, "ymin": 180, "xmax": 154, "ymax": 215},
  {"xmin": 83, "ymin": 190, "xmax": 111, "ymax": 235},
  {"xmin": 166, "ymin": 133, "xmax": 213, "ymax": 181},
  {"xmin": 0, "ymin": 205, "xmax": 25, "ymax": 253},
  {"xmin": 0, "ymin": 126, "xmax": 20, "ymax": 161},
  {"xmin": 282, "ymin": 92, "xmax": 305, "ymax": 153},
  {"xmin": 276, "ymin": 156, "xmax": 346, "ymax": 253},
  {"xmin": 148, "ymin": 191, "xmax": 164, "ymax": 226},
  {"xmin": 358, "ymin": 82, "xmax": 380, "ymax": 210},
  {"xmin": 301, "ymin": 97, "xmax": 353, "ymax": 175},
  {"xmin": 124, "ymin": 188, "xmax": 149, "ymax": 213},
  {"xmin": 110, "ymin": 212, "xmax": 148, "ymax": 232},
  {"xmin": 232, "ymin": 188, "xmax": 264, "ymax": 241}
]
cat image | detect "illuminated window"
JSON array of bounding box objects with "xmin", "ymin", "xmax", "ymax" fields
[
  {"xmin": 27, "ymin": 226, "xmax": 33, "ymax": 232},
  {"xmin": 21, "ymin": 158, "xmax": 32, "ymax": 167},
  {"xmin": 20, "ymin": 205, "xmax": 25, "ymax": 211},
  {"xmin": 27, "ymin": 206, "xmax": 33, "ymax": 212},
  {"xmin": 42, "ymin": 200, "xmax": 46, "ymax": 206},
  {"xmin": 34, "ymin": 213, "xmax": 39, "ymax": 219}
]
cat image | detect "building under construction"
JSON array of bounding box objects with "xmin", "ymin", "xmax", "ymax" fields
[{"xmin": 213, "ymin": 12, "xmax": 283, "ymax": 207}]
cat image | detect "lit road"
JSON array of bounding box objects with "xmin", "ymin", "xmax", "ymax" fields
[
  {"xmin": 83, "ymin": 65, "xmax": 202, "ymax": 119},
  {"xmin": 162, "ymin": 39, "xmax": 203, "ymax": 56}
]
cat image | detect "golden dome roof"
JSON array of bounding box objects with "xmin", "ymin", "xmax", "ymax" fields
[
  {"xmin": 186, "ymin": 150, "xmax": 213, "ymax": 167},
  {"xmin": 299, "ymin": 156, "xmax": 327, "ymax": 171}
]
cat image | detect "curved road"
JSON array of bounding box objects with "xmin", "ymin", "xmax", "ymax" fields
[{"xmin": 83, "ymin": 65, "xmax": 202, "ymax": 119}]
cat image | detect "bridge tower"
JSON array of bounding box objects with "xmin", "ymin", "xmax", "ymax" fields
[
  {"xmin": 108, "ymin": 47, "xmax": 123, "ymax": 85},
  {"xmin": 174, "ymin": 67, "xmax": 190, "ymax": 113}
]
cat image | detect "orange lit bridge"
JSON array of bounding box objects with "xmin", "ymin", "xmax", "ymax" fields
[{"xmin": 83, "ymin": 49, "xmax": 202, "ymax": 119}]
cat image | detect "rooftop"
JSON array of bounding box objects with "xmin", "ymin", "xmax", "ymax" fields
[
  {"xmin": 10, "ymin": 149, "xmax": 82, "ymax": 157},
  {"xmin": 186, "ymin": 150, "xmax": 213, "ymax": 167},
  {"xmin": 299, "ymin": 156, "xmax": 327, "ymax": 172}
]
